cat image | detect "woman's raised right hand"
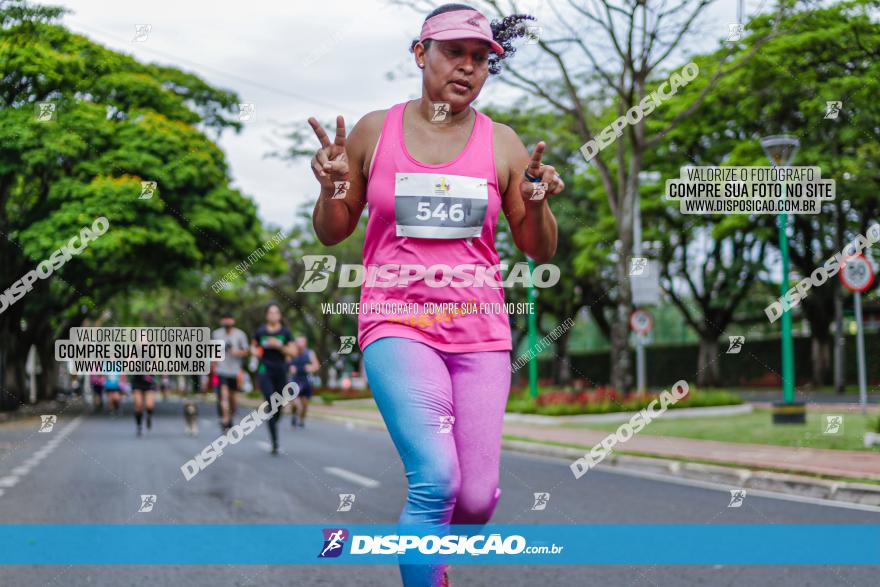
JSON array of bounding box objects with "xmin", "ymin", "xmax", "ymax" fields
[{"xmin": 308, "ymin": 115, "xmax": 350, "ymax": 191}]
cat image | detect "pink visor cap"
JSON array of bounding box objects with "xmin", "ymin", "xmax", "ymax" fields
[{"xmin": 419, "ymin": 9, "xmax": 504, "ymax": 55}]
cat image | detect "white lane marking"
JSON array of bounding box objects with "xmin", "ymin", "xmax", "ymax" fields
[
  {"xmin": 0, "ymin": 416, "xmax": 82, "ymax": 499},
  {"xmin": 0, "ymin": 476, "xmax": 19, "ymax": 488},
  {"xmin": 323, "ymin": 466, "xmax": 380, "ymax": 489}
]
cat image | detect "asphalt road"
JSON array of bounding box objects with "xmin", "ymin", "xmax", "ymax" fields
[{"xmin": 1, "ymin": 396, "xmax": 878, "ymax": 586}]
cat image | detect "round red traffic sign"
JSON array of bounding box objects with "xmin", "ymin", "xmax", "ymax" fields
[
  {"xmin": 629, "ymin": 309, "xmax": 653, "ymax": 335},
  {"xmin": 839, "ymin": 254, "xmax": 875, "ymax": 293}
]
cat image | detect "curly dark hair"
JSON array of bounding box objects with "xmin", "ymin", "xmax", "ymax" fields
[{"xmin": 409, "ymin": 3, "xmax": 535, "ymax": 75}]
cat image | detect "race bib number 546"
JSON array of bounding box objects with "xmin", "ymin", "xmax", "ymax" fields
[{"xmin": 395, "ymin": 172, "xmax": 488, "ymax": 239}]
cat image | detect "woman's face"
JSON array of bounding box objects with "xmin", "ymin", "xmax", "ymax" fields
[
  {"xmin": 418, "ymin": 38, "xmax": 490, "ymax": 110},
  {"xmin": 265, "ymin": 305, "xmax": 281, "ymax": 323}
]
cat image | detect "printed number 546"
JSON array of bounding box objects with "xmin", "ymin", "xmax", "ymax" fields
[{"xmin": 416, "ymin": 202, "xmax": 464, "ymax": 222}]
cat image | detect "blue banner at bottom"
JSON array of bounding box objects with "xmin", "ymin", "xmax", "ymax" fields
[{"xmin": 1, "ymin": 524, "xmax": 878, "ymax": 565}]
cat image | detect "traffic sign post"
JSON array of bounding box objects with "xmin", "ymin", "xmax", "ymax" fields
[
  {"xmin": 630, "ymin": 310, "xmax": 654, "ymax": 336},
  {"xmin": 840, "ymin": 254, "xmax": 875, "ymax": 414}
]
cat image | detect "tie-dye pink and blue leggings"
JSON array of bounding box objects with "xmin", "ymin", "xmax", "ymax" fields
[{"xmin": 363, "ymin": 336, "xmax": 512, "ymax": 586}]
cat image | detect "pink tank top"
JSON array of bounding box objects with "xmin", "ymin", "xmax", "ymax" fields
[{"xmin": 358, "ymin": 100, "xmax": 512, "ymax": 353}]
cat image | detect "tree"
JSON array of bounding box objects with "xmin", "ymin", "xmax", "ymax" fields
[
  {"xmin": 0, "ymin": 1, "xmax": 263, "ymax": 407},
  {"xmin": 655, "ymin": 0, "xmax": 880, "ymax": 386}
]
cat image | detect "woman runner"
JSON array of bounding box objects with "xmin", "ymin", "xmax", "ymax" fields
[
  {"xmin": 308, "ymin": 4, "xmax": 561, "ymax": 586},
  {"xmin": 251, "ymin": 302, "xmax": 296, "ymax": 454}
]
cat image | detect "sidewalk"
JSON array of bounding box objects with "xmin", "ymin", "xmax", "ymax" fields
[{"xmin": 309, "ymin": 401, "xmax": 880, "ymax": 482}]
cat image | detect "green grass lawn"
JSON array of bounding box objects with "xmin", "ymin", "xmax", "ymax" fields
[
  {"xmin": 567, "ymin": 408, "xmax": 880, "ymax": 452},
  {"xmin": 701, "ymin": 385, "xmax": 876, "ymax": 395}
]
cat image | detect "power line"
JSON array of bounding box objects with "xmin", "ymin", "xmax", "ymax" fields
[{"xmin": 65, "ymin": 19, "xmax": 360, "ymax": 117}]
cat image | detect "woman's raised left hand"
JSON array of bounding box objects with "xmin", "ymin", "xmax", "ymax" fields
[{"xmin": 520, "ymin": 141, "xmax": 564, "ymax": 203}]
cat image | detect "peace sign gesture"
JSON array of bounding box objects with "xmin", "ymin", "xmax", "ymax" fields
[
  {"xmin": 308, "ymin": 115, "xmax": 350, "ymax": 190},
  {"xmin": 520, "ymin": 141, "xmax": 564, "ymax": 202}
]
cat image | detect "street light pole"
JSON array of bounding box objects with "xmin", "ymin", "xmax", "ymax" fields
[
  {"xmin": 777, "ymin": 203, "xmax": 795, "ymax": 405},
  {"xmin": 760, "ymin": 135, "xmax": 804, "ymax": 424}
]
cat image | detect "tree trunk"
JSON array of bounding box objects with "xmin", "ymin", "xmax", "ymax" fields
[
  {"xmin": 833, "ymin": 199, "xmax": 845, "ymax": 394},
  {"xmin": 811, "ymin": 330, "xmax": 833, "ymax": 388},
  {"xmin": 37, "ymin": 341, "xmax": 59, "ymax": 401},
  {"xmin": 610, "ymin": 179, "xmax": 636, "ymax": 393},
  {"xmin": 610, "ymin": 282, "xmax": 632, "ymax": 392},
  {"xmin": 833, "ymin": 283, "xmax": 845, "ymax": 394},
  {"xmin": 554, "ymin": 328, "xmax": 572, "ymax": 385},
  {"xmin": 696, "ymin": 335, "xmax": 720, "ymax": 387}
]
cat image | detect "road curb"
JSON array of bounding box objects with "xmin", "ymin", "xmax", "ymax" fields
[
  {"xmin": 306, "ymin": 408, "xmax": 880, "ymax": 507},
  {"xmin": 501, "ymin": 439, "xmax": 880, "ymax": 507}
]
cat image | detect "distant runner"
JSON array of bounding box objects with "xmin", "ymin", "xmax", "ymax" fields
[
  {"xmin": 130, "ymin": 373, "xmax": 156, "ymax": 436},
  {"xmin": 212, "ymin": 312, "xmax": 250, "ymax": 431},
  {"xmin": 90, "ymin": 374, "xmax": 105, "ymax": 412},
  {"xmin": 251, "ymin": 302, "xmax": 296, "ymax": 454},
  {"xmin": 103, "ymin": 366, "xmax": 123, "ymax": 415},
  {"xmin": 289, "ymin": 334, "xmax": 320, "ymax": 428}
]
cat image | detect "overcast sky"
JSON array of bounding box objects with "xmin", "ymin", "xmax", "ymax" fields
[{"xmin": 60, "ymin": 0, "xmax": 766, "ymax": 231}]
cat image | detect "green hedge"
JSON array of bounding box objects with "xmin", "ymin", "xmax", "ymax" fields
[
  {"xmin": 506, "ymin": 390, "xmax": 743, "ymax": 416},
  {"xmin": 531, "ymin": 333, "xmax": 880, "ymax": 387}
]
